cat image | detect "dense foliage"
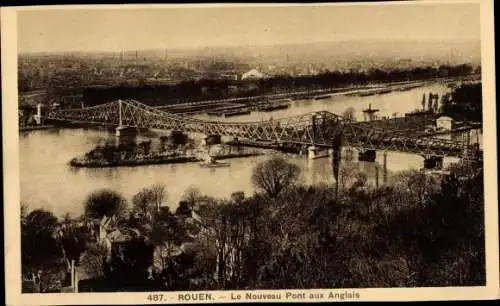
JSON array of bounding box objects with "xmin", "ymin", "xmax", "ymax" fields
[
  {"xmin": 22, "ymin": 157, "xmax": 485, "ymax": 292},
  {"xmin": 440, "ymin": 83, "xmax": 482, "ymax": 122}
]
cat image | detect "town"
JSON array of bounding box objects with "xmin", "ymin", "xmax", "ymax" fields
[{"xmin": 16, "ymin": 3, "xmax": 486, "ymax": 298}]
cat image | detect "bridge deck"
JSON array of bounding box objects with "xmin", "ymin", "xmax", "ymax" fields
[{"xmin": 46, "ymin": 99, "xmax": 480, "ymax": 160}]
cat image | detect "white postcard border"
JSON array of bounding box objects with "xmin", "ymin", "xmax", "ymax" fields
[{"xmin": 2, "ymin": 0, "xmax": 498, "ymax": 304}]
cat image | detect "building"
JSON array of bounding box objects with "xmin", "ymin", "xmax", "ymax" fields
[
  {"xmin": 436, "ymin": 116, "xmax": 454, "ymax": 131},
  {"xmin": 241, "ymin": 69, "xmax": 269, "ymax": 80}
]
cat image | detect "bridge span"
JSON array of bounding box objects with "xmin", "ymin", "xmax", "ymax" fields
[{"xmin": 46, "ymin": 99, "xmax": 481, "ymax": 161}]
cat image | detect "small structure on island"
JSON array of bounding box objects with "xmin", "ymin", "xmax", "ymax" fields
[
  {"xmin": 436, "ymin": 116, "xmax": 454, "ymax": 131},
  {"xmin": 362, "ymin": 104, "xmax": 380, "ymax": 121}
]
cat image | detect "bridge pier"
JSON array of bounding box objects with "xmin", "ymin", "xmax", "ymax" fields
[
  {"xmin": 423, "ymin": 155, "xmax": 444, "ymax": 170},
  {"xmin": 308, "ymin": 146, "xmax": 318, "ymax": 160},
  {"xmin": 34, "ymin": 103, "xmax": 43, "ymax": 125},
  {"xmin": 115, "ymin": 125, "xmax": 138, "ymax": 146},
  {"xmin": 115, "ymin": 125, "xmax": 138, "ymax": 138},
  {"xmin": 202, "ymin": 134, "xmax": 222, "ymax": 147},
  {"xmin": 358, "ymin": 149, "xmax": 376, "ymax": 162}
]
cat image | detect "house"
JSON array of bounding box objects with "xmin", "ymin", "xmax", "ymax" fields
[{"xmin": 436, "ymin": 116, "xmax": 454, "ymax": 131}]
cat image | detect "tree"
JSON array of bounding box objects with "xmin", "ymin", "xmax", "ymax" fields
[
  {"xmin": 84, "ymin": 189, "xmax": 128, "ymax": 243},
  {"xmin": 338, "ymin": 161, "xmax": 364, "ymax": 194},
  {"xmin": 182, "ymin": 186, "xmax": 202, "ymax": 211},
  {"xmin": 433, "ymin": 94, "xmax": 439, "ymax": 113},
  {"xmin": 132, "ymin": 188, "xmax": 156, "ymax": 221},
  {"xmin": 138, "ymin": 140, "xmax": 152, "ymax": 156},
  {"xmin": 21, "ymin": 201, "xmax": 30, "ymax": 225},
  {"xmin": 61, "ymin": 212, "xmax": 72, "ymax": 226},
  {"xmin": 84, "ymin": 189, "xmax": 128, "ymax": 220},
  {"xmin": 150, "ymin": 184, "xmax": 167, "ymax": 214},
  {"xmin": 158, "ymin": 136, "xmax": 169, "ymax": 153},
  {"xmin": 231, "ymin": 191, "xmax": 245, "ymax": 204},
  {"xmin": 439, "ymin": 93, "xmax": 452, "ymax": 114},
  {"xmin": 427, "ymin": 94, "xmax": 433, "ymax": 111},
  {"xmin": 251, "ymin": 156, "xmax": 301, "ymax": 198},
  {"xmin": 55, "ymin": 215, "xmax": 89, "ymax": 272},
  {"xmin": 22, "ymin": 209, "xmax": 64, "ymax": 275},
  {"xmin": 132, "ymin": 184, "xmax": 167, "ymax": 221},
  {"xmin": 176, "ymin": 201, "xmax": 192, "ymax": 218},
  {"xmin": 342, "ymin": 107, "xmax": 356, "ymax": 121}
]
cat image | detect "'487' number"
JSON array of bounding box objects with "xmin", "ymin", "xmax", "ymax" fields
[{"xmin": 147, "ymin": 294, "xmax": 165, "ymax": 302}]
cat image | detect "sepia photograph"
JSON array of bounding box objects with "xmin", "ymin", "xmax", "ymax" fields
[{"xmin": 2, "ymin": 1, "xmax": 499, "ymax": 304}]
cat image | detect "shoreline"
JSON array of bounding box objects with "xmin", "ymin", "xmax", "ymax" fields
[
  {"xmin": 150, "ymin": 77, "xmax": 466, "ymax": 109},
  {"xmin": 19, "ymin": 125, "xmax": 55, "ymax": 132},
  {"xmin": 69, "ymin": 151, "xmax": 263, "ymax": 168}
]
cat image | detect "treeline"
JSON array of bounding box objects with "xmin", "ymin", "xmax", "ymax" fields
[
  {"xmin": 440, "ymin": 82, "xmax": 482, "ymax": 122},
  {"xmin": 21, "ymin": 157, "xmax": 484, "ymax": 292},
  {"xmin": 81, "ymin": 64, "xmax": 477, "ymax": 107}
]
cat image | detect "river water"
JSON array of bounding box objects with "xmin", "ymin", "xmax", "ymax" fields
[{"xmin": 20, "ymin": 82, "xmax": 480, "ymax": 217}]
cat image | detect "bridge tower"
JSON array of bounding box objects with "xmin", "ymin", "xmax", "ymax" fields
[
  {"xmin": 33, "ymin": 103, "xmax": 43, "ymax": 125},
  {"xmin": 308, "ymin": 114, "xmax": 318, "ymax": 159},
  {"xmin": 115, "ymin": 99, "xmax": 137, "ymax": 145}
]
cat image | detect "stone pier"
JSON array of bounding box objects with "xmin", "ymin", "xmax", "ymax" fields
[
  {"xmin": 308, "ymin": 146, "xmax": 318, "ymax": 160},
  {"xmin": 115, "ymin": 126, "xmax": 138, "ymax": 146},
  {"xmin": 202, "ymin": 134, "xmax": 222, "ymax": 146}
]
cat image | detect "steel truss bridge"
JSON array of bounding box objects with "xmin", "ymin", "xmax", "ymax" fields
[{"xmin": 46, "ymin": 99, "xmax": 481, "ymax": 160}]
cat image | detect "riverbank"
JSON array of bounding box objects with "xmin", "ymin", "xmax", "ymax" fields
[
  {"xmin": 69, "ymin": 151, "xmax": 263, "ymax": 168},
  {"xmin": 155, "ymin": 76, "xmax": 471, "ymax": 110},
  {"xmin": 152, "ymin": 77, "xmax": 466, "ymax": 119},
  {"xmin": 19, "ymin": 125, "xmax": 55, "ymax": 132}
]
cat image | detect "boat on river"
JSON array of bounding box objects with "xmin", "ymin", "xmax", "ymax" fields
[
  {"xmin": 377, "ymin": 88, "xmax": 392, "ymax": 95},
  {"xmin": 199, "ymin": 161, "xmax": 231, "ymax": 168},
  {"xmin": 313, "ymin": 94, "xmax": 331, "ymax": 100},
  {"xmin": 223, "ymin": 109, "xmax": 252, "ymax": 117},
  {"xmin": 198, "ymin": 156, "xmax": 231, "ymax": 168},
  {"xmin": 358, "ymin": 91, "xmax": 377, "ymax": 97},
  {"xmin": 256, "ymin": 103, "xmax": 289, "ymax": 112}
]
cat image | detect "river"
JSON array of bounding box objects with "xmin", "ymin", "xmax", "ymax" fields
[{"xmin": 19, "ymin": 82, "xmax": 478, "ymax": 217}]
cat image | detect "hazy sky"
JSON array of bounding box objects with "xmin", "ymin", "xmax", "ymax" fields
[{"xmin": 17, "ymin": 3, "xmax": 481, "ymax": 53}]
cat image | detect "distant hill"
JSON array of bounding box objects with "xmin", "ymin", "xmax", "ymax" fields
[{"xmin": 161, "ymin": 39, "xmax": 481, "ymax": 66}]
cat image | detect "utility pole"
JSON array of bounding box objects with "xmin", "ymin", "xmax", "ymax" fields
[
  {"xmin": 118, "ymin": 99, "xmax": 122, "ymax": 127},
  {"xmin": 383, "ymin": 151, "xmax": 388, "ymax": 184},
  {"xmin": 331, "ymin": 124, "xmax": 343, "ymax": 198}
]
